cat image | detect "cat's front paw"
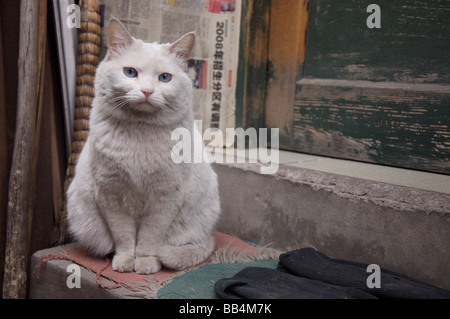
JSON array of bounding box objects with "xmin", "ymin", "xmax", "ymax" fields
[
  {"xmin": 112, "ymin": 254, "xmax": 134, "ymax": 272},
  {"xmin": 134, "ymin": 256, "xmax": 162, "ymax": 274}
]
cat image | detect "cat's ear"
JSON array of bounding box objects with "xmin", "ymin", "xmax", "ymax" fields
[
  {"xmin": 169, "ymin": 32, "xmax": 195, "ymax": 65},
  {"xmin": 107, "ymin": 18, "xmax": 133, "ymax": 56}
]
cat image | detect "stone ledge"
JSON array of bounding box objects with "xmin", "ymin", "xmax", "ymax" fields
[
  {"xmin": 212, "ymin": 162, "xmax": 450, "ymax": 290},
  {"xmin": 29, "ymin": 160, "xmax": 450, "ymax": 298}
]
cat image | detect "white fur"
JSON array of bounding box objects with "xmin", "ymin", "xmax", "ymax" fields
[{"xmin": 67, "ymin": 19, "xmax": 220, "ymax": 274}]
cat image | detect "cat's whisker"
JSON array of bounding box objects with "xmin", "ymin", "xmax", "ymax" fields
[
  {"xmin": 109, "ymin": 96, "xmax": 131, "ymax": 110},
  {"xmin": 109, "ymin": 93, "xmax": 173, "ymax": 116}
]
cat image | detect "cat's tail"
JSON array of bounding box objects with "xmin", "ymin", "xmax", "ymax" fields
[{"xmin": 158, "ymin": 235, "xmax": 215, "ymax": 270}]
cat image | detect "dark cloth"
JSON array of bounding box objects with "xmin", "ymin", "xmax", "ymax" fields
[
  {"xmin": 214, "ymin": 266, "xmax": 376, "ymax": 299},
  {"xmin": 214, "ymin": 248, "xmax": 450, "ymax": 299},
  {"xmin": 278, "ymin": 248, "xmax": 450, "ymax": 299}
]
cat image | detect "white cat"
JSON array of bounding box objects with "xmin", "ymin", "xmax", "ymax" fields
[{"xmin": 67, "ymin": 18, "xmax": 221, "ymax": 274}]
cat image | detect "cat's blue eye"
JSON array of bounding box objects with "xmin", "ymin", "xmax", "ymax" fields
[
  {"xmin": 123, "ymin": 67, "xmax": 138, "ymax": 78},
  {"xmin": 159, "ymin": 73, "xmax": 172, "ymax": 83}
]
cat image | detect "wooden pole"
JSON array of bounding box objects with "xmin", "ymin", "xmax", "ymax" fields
[
  {"xmin": 27, "ymin": 0, "xmax": 48, "ymax": 257},
  {"xmin": 2, "ymin": 0, "xmax": 40, "ymax": 299},
  {"xmin": 0, "ymin": 11, "xmax": 8, "ymax": 299}
]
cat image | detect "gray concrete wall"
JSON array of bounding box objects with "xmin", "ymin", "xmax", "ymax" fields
[{"xmin": 212, "ymin": 162, "xmax": 450, "ymax": 290}]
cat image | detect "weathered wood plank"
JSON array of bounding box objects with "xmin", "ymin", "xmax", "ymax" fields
[
  {"xmin": 3, "ymin": 0, "xmax": 40, "ymax": 299},
  {"xmin": 28, "ymin": 0, "xmax": 48, "ymax": 255},
  {"xmin": 265, "ymin": 0, "xmax": 309, "ymax": 145},
  {"xmin": 0, "ymin": 10, "xmax": 8, "ymax": 299},
  {"xmin": 279, "ymin": 0, "xmax": 450, "ymax": 174},
  {"xmin": 305, "ymin": 0, "xmax": 450, "ymax": 83},
  {"xmin": 235, "ymin": 0, "xmax": 270, "ymax": 130},
  {"xmin": 293, "ymin": 81, "xmax": 450, "ymax": 174}
]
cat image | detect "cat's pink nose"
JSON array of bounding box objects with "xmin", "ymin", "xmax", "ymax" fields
[{"xmin": 141, "ymin": 89, "xmax": 153, "ymax": 98}]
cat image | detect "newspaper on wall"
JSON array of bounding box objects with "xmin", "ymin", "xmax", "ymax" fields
[{"xmin": 97, "ymin": 0, "xmax": 241, "ymax": 147}]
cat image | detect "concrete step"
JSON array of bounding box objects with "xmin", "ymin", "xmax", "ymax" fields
[
  {"xmin": 213, "ymin": 159, "xmax": 450, "ymax": 290},
  {"xmin": 29, "ymin": 155, "xmax": 450, "ymax": 298}
]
